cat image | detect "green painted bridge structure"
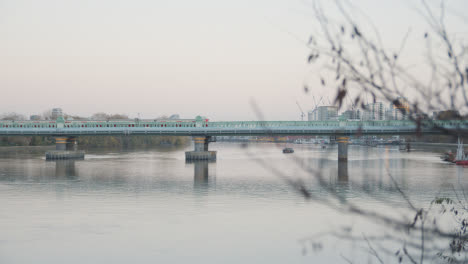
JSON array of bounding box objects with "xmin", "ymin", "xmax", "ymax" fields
[{"xmin": 0, "ymin": 116, "xmax": 467, "ymax": 161}]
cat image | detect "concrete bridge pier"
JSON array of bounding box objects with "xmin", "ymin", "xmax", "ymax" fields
[
  {"xmin": 337, "ymin": 136, "xmax": 349, "ymax": 161},
  {"xmin": 55, "ymin": 137, "xmax": 68, "ymax": 151},
  {"xmin": 46, "ymin": 136, "xmax": 84, "ymax": 160},
  {"xmin": 66, "ymin": 137, "xmax": 78, "ymax": 151},
  {"xmin": 54, "ymin": 136, "xmax": 78, "ymax": 151},
  {"xmin": 185, "ymin": 136, "xmax": 217, "ymax": 161}
]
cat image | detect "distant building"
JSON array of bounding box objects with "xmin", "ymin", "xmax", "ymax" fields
[
  {"xmin": 51, "ymin": 108, "xmax": 63, "ymax": 119},
  {"xmin": 169, "ymin": 114, "xmax": 180, "ymax": 120},
  {"xmin": 340, "ymin": 109, "xmax": 361, "ymax": 120},
  {"xmin": 392, "ymin": 97, "xmax": 409, "ymax": 120},
  {"xmin": 308, "ymin": 106, "xmax": 338, "ymax": 121},
  {"xmin": 384, "ymin": 108, "xmax": 394, "ymax": 121},
  {"xmin": 362, "ymin": 102, "xmax": 384, "ymax": 121},
  {"xmin": 30, "ymin": 115, "xmax": 41, "ymax": 121}
]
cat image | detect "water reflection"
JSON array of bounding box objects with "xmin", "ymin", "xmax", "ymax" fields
[
  {"xmin": 193, "ymin": 161, "xmax": 209, "ymax": 185},
  {"xmin": 187, "ymin": 161, "xmax": 216, "ymax": 190},
  {"xmin": 53, "ymin": 160, "xmax": 78, "ymax": 179},
  {"xmin": 337, "ymin": 161, "xmax": 348, "ymax": 183},
  {"xmin": 0, "ymin": 145, "xmax": 465, "ymax": 263},
  {"xmin": 0, "ymin": 145, "xmax": 463, "ymax": 202},
  {"xmin": 55, "ymin": 160, "xmax": 78, "ymax": 178}
]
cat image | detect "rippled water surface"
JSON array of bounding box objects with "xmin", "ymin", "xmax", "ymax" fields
[{"xmin": 0, "ymin": 143, "xmax": 466, "ymax": 263}]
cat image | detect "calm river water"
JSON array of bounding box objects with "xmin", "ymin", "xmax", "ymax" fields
[{"xmin": 0, "ymin": 143, "xmax": 466, "ymax": 263}]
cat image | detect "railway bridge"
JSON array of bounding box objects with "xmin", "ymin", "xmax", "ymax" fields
[{"xmin": 0, "ymin": 116, "xmax": 466, "ymax": 161}]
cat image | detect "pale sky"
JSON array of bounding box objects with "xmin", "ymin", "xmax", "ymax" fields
[{"xmin": 1, "ymin": 0, "xmax": 467, "ymax": 120}]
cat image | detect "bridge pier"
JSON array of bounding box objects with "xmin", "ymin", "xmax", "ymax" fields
[
  {"xmin": 185, "ymin": 136, "xmax": 216, "ymax": 161},
  {"xmin": 46, "ymin": 136, "xmax": 84, "ymax": 160},
  {"xmin": 337, "ymin": 136, "xmax": 349, "ymax": 161},
  {"xmin": 66, "ymin": 137, "xmax": 78, "ymax": 151},
  {"xmin": 55, "ymin": 137, "xmax": 67, "ymax": 151}
]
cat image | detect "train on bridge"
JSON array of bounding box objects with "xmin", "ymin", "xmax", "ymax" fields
[
  {"xmin": 0, "ymin": 117, "xmax": 209, "ymax": 129},
  {"xmin": 1, "ymin": 116, "xmax": 467, "ymax": 130},
  {"xmin": 0, "ymin": 116, "xmax": 467, "ymax": 162}
]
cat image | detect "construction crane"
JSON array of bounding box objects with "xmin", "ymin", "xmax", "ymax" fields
[
  {"xmin": 312, "ymin": 96, "xmax": 324, "ymax": 109},
  {"xmin": 296, "ymin": 101, "xmax": 305, "ymax": 121},
  {"xmin": 347, "ymin": 96, "xmax": 356, "ymax": 110}
]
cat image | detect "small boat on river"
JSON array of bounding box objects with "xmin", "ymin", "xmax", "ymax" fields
[
  {"xmin": 283, "ymin": 148, "xmax": 294, "ymax": 154},
  {"xmin": 441, "ymin": 151, "xmax": 455, "ymax": 163}
]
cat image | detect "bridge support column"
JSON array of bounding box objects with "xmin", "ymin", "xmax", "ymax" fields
[
  {"xmin": 46, "ymin": 137, "xmax": 84, "ymax": 160},
  {"xmin": 55, "ymin": 137, "xmax": 68, "ymax": 151},
  {"xmin": 337, "ymin": 136, "xmax": 349, "ymax": 161},
  {"xmin": 185, "ymin": 136, "xmax": 216, "ymax": 161},
  {"xmin": 66, "ymin": 137, "xmax": 78, "ymax": 151}
]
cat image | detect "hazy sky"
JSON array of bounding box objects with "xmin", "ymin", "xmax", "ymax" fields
[{"xmin": 1, "ymin": 0, "xmax": 467, "ymax": 120}]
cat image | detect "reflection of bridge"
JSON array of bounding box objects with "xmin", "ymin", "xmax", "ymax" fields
[{"xmin": 0, "ymin": 116, "xmax": 467, "ymax": 161}]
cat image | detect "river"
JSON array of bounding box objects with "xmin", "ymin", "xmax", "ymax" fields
[{"xmin": 0, "ymin": 143, "xmax": 466, "ymax": 263}]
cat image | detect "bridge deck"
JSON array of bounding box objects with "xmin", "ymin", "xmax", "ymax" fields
[{"xmin": 0, "ymin": 120, "xmax": 466, "ymax": 136}]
